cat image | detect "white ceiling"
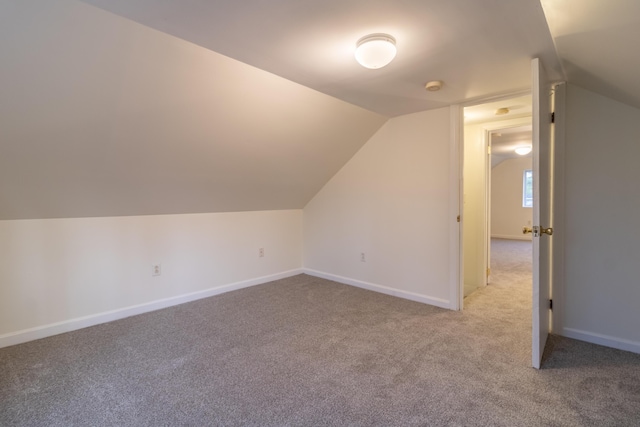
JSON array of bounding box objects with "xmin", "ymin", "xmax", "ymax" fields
[
  {"xmin": 3, "ymin": 0, "xmax": 639, "ymax": 220},
  {"xmin": 0, "ymin": 0, "xmax": 386, "ymax": 219},
  {"xmin": 541, "ymin": 0, "xmax": 640, "ymax": 111},
  {"xmin": 81, "ymin": 0, "xmax": 564, "ymax": 117},
  {"xmin": 490, "ymin": 126, "xmax": 533, "ymax": 167},
  {"xmin": 80, "ymin": 0, "xmax": 640, "ymax": 115},
  {"xmin": 464, "ymin": 94, "xmax": 532, "ymax": 125}
]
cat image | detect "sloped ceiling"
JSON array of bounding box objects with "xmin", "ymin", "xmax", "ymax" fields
[
  {"xmin": 490, "ymin": 126, "xmax": 533, "ymax": 168},
  {"xmin": 80, "ymin": 0, "xmax": 564, "ymax": 117},
  {"xmin": 7, "ymin": 1, "xmax": 634, "ymax": 220},
  {"xmin": 0, "ymin": 0, "xmax": 386, "ymax": 220},
  {"xmin": 541, "ymin": 0, "xmax": 640, "ymax": 111}
]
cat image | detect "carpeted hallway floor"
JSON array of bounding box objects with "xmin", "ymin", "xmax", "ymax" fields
[{"xmin": 1, "ymin": 239, "xmax": 639, "ymax": 426}]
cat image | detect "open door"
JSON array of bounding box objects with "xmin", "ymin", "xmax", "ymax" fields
[{"xmin": 531, "ymin": 58, "xmax": 553, "ymax": 369}]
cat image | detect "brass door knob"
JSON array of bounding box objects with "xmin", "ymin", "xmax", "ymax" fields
[{"xmin": 522, "ymin": 226, "xmax": 533, "ymax": 234}]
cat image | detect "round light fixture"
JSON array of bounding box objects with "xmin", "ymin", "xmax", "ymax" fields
[
  {"xmin": 495, "ymin": 107, "xmax": 510, "ymax": 115},
  {"xmin": 355, "ymin": 34, "xmax": 396, "ymax": 69},
  {"xmin": 515, "ymin": 146, "xmax": 532, "ymax": 155}
]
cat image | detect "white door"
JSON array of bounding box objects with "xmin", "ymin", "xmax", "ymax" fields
[{"xmin": 531, "ymin": 58, "xmax": 553, "ymax": 369}]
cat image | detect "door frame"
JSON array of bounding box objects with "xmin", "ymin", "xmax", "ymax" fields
[
  {"xmin": 449, "ymin": 84, "xmax": 566, "ymax": 369},
  {"xmin": 485, "ymin": 123, "xmax": 536, "ymax": 282},
  {"xmin": 461, "ymin": 120, "xmax": 534, "ymax": 306},
  {"xmin": 550, "ymin": 82, "xmax": 565, "ymax": 336},
  {"xmin": 449, "ymin": 90, "xmax": 532, "ymax": 311}
]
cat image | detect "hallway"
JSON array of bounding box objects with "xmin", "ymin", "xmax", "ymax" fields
[{"xmin": 463, "ymin": 238, "xmax": 532, "ymax": 365}]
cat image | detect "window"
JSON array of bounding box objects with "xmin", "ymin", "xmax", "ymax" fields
[{"xmin": 523, "ymin": 170, "xmax": 533, "ymax": 207}]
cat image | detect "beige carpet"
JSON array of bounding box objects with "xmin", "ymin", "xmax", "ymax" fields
[
  {"xmin": 463, "ymin": 238, "xmax": 534, "ymax": 365},
  {"xmin": 1, "ymin": 242, "xmax": 639, "ymax": 425}
]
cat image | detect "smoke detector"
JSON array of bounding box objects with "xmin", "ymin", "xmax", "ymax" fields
[{"xmin": 425, "ymin": 80, "xmax": 443, "ymax": 91}]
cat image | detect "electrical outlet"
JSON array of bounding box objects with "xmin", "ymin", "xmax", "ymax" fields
[
  {"xmin": 259, "ymin": 248, "xmax": 264, "ymax": 258},
  {"xmin": 360, "ymin": 252, "xmax": 366, "ymax": 262},
  {"xmin": 152, "ymin": 264, "xmax": 161, "ymax": 276}
]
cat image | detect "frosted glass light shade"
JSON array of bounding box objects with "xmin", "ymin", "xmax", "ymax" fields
[
  {"xmin": 515, "ymin": 146, "xmax": 532, "ymax": 155},
  {"xmin": 355, "ymin": 34, "xmax": 396, "ymax": 69}
]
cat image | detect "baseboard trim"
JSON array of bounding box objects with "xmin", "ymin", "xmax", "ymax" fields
[
  {"xmin": 0, "ymin": 268, "xmax": 304, "ymax": 349},
  {"xmin": 491, "ymin": 234, "xmax": 532, "ymax": 241},
  {"xmin": 561, "ymin": 327, "xmax": 640, "ymax": 355},
  {"xmin": 304, "ymin": 268, "xmax": 451, "ymax": 309}
]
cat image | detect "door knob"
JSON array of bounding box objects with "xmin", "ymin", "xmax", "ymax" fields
[{"xmin": 523, "ymin": 226, "xmax": 553, "ymax": 236}]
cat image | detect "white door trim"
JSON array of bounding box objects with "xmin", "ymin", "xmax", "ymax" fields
[
  {"xmin": 449, "ymin": 104, "xmax": 463, "ymax": 310},
  {"xmin": 550, "ymin": 82, "xmax": 566, "ymax": 335}
]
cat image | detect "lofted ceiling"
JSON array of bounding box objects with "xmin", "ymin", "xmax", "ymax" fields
[
  {"xmin": 81, "ymin": 0, "xmax": 564, "ymax": 117},
  {"xmin": 490, "ymin": 126, "xmax": 533, "ymax": 167},
  {"xmin": 541, "ymin": 0, "xmax": 640, "ymax": 111},
  {"xmin": 0, "ymin": 0, "xmax": 386, "ymax": 220},
  {"xmin": 2, "ymin": 0, "xmax": 638, "ymax": 220},
  {"xmin": 79, "ymin": 0, "xmax": 640, "ymax": 115}
]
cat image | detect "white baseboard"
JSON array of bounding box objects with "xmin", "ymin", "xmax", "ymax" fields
[
  {"xmin": 491, "ymin": 234, "xmax": 532, "ymax": 241},
  {"xmin": 561, "ymin": 327, "xmax": 640, "ymax": 355},
  {"xmin": 304, "ymin": 268, "xmax": 451, "ymax": 310},
  {"xmin": 0, "ymin": 269, "xmax": 303, "ymax": 349}
]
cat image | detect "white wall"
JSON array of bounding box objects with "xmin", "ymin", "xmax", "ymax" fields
[
  {"xmin": 463, "ymin": 122, "xmax": 488, "ymax": 295},
  {"xmin": 491, "ymin": 157, "xmax": 533, "ymax": 240},
  {"xmin": 303, "ymin": 108, "xmax": 452, "ymax": 308},
  {"xmin": 0, "ymin": 210, "xmax": 303, "ymax": 347},
  {"xmin": 560, "ymin": 84, "xmax": 640, "ymax": 353}
]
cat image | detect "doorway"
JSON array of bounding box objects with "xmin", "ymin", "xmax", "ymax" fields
[
  {"xmin": 461, "ymin": 95, "xmax": 533, "ymax": 306},
  {"xmin": 452, "ymin": 59, "xmax": 561, "ymax": 368}
]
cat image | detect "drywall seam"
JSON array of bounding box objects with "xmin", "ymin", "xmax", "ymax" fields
[
  {"xmin": 304, "ymin": 268, "xmax": 451, "ymax": 310},
  {"xmin": 0, "ymin": 268, "xmax": 303, "ymax": 349},
  {"xmin": 561, "ymin": 327, "xmax": 640, "ymax": 355}
]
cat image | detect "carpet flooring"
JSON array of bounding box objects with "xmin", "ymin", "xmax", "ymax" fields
[{"xmin": 1, "ymin": 239, "xmax": 639, "ymax": 426}]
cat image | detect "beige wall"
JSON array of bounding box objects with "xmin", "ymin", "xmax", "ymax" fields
[
  {"xmin": 491, "ymin": 157, "xmax": 533, "ymax": 240},
  {"xmin": 462, "ymin": 122, "xmax": 487, "ymax": 295},
  {"xmin": 0, "ymin": 210, "xmax": 303, "ymax": 347},
  {"xmin": 559, "ymin": 84, "xmax": 640, "ymax": 353},
  {"xmin": 303, "ymin": 108, "xmax": 453, "ymax": 307}
]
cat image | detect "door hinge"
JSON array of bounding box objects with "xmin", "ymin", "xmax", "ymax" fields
[
  {"xmin": 549, "ymin": 299, "xmax": 553, "ymax": 310},
  {"xmin": 457, "ymin": 215, "xmax": 460, "ymax": 223},
  {"xmin": 486, "ymin": 268, "xmax": 491, "ymax": 277},
  {"xmin": 551, "ymin": 112, "xmax": 555, "ymax": 123},
  {"xmin": 487, "ymin": 146, "xmax": 491, "ymax": 155}
]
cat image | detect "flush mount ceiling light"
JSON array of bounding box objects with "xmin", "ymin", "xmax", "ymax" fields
[
  {"xmin": 515, "ymin": 146, "xmax": 532, "ymax": 155},
  {"xmin": 355, "ymin": 34, "xmax": 396, "ymax": 69},
  {"xmin": 495, "ymin": 107, "xmax": 510, "ymax": 115}
]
